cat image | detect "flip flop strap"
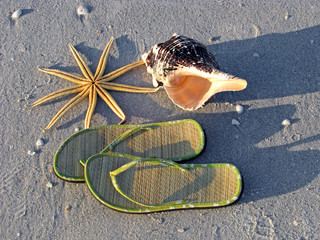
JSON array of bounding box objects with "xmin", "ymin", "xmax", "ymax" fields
[
  {"xmin": 100, "ymin": 125, "xmax": 155, "ymax": 154},
  {"xmin": 109, "ymin": 157, "xmax": 190, "ymax": 208}
]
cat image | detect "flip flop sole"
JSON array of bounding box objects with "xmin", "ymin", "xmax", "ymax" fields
[
  {"xmin": 85, "ymin": 153, "xmax": 242, "ymax": 213},
  {"xmin": 54, "ymin": 119, "xmax": 205, "ymax": 181}
]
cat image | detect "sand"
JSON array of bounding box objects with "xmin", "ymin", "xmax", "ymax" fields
[{"xmin": 0, "ymin": 0, "xmax": 319, "ymax": 239}]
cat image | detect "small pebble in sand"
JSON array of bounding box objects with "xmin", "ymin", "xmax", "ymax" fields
[
  {"xmin": 36, "ymin": 138, "xmax": 44, "ymax": 147},
  {"xmin": 74, "ymin": 127, "xmax": 80, "ymax": 132},
  {"xmin": 235, "ymin": 104, "xmax": 244, "ymax": 114},
  {"xmin": 17, "ymin": 232, "xmax": 21, "ymax": 237},
  {"xmin": 27, "ymin": 150, "xmax": 36, "ymax": 156},
  {"xmin": 24, "ymin": 94, "xmax": 31, "ymax": 100},
  {"xmin": 65, "ymin": 205, "xmax": 71, "ymax": 211},
  {"xmin": 77, "ymin": 5, "xmax": 89, "ymax": 16},
  {"xmin": 253, "ymin": 53, "xmax": 260, "ymax": 58},
  {"xmin": 46, "ymin": 182, "xmax": 53, "ymax": 188},
  {"xmin": 292, "ymin": 134, "xmax": 300, "ymax": 141},
  {"xmin": 177, "ymin": 228, "xmax": 185, "ymax": 233},
  {"xmin": 208, "ymin": 36, "xmax": 220, "ymax": 43},
  {"xmin": 293, "ymin": 220, "xmax": 298, "ymax": 226},
  {"xmin": 12, "ymin": 9, "xmax": 22, "ymax": 20},
  {"xmin": 284, "ymin": 13, "xmax": 289, "ymax": 20},
  {"xmin": 281, "ymin": 119, "xmax": 291, "ymax": 126},
  {"xmin": 232, "ymin": 119, "xmax": 240, "ymax": 126}
]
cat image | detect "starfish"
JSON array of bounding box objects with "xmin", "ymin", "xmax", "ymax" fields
[{"xmin": 30, "ymin": 37, "xmax": 159, "ymax": 130}]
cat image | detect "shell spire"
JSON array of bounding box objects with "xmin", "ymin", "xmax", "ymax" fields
[{"xmin": 142, "ymin": 34, "xmax": 247, "ymax": 110}]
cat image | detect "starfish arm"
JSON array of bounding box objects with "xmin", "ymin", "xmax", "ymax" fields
[
  {"xmin": 95, "ymin": 85, "xmax": 126, "ymax": 124},
  {"xmin": 68, "ymin": 43, "xmax": 94, "ymax": 80},
  {"xmin": 44, "ymin": 87, "xmax": 90, "ymax": 130},
  {"xmin": 93, "ymin": 37, "xmax": 114, "ymax": 80},
  {"xmin": 37, "ymin": 66, "xmax": 90, "ymax": 84},
  {"xmin": 98, "ymin": 60, "xmax": 145, "ymax": 83},
  {"xmin": 30, "ymin": 85, "xmax": 86, "ymax": 107},
  {"xmin": 99, "ymin": 82, "xmax": 160, "ymax": 93},
  {"xmin": 84, "ymin": 85, "xmax": 97, "ymax": 129}
]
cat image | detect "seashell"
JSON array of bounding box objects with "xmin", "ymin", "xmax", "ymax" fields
[
  {"xmin": 142, "ymin": 34, "xmax": 247, "ymax": 110},
  {"xmin": 281, "ymin": 119, "xmax": 291, "ymax": 126},
  {"xmin": 235, "ymin": 104, "xmax": 244, "ymax": 114},
  {"xmin": 77, "ymin": 5, "xmax": 89, "ymax": 16},
  {"xmin": 11, "ymin": 9, "xmax": 22, "ymax": 20},
  {"xmin": 36, "ymin": 138, "xmax": 45, "ymax": 147}
]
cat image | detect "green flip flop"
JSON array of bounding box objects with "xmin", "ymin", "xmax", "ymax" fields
[
  {"xmin": 83, "ymin": 153, "xmax": 242, "ymax": 213},
  {"xmin": 54, "ymin": 119, "xmax": 205, "ymax": 182}
]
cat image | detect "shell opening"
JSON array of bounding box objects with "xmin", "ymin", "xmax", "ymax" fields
[
  {"xmin": 164, "ymin": 73, "xmax": 247, "ymax": 110},
  {"xmin": 164, "ymin": 75, "xmax": 212, "ymax": 110}
]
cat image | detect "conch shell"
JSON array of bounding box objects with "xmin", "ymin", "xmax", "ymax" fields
[{"xmin": 142, "ymin": 34, "xmax": 247, "ymax": 110}]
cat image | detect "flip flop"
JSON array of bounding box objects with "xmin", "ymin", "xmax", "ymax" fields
[
  {"xmin": 54, "ymin": 119, "xmax": 205, "ymax": 181},
  {"xmin": 83, "ymin": 153, "xmax": 242, "ymax": 213}
]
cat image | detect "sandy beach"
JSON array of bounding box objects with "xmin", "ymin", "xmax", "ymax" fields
[{"xmin": 1, "ymin": 0, "xmax": 319, "ymax": 239}]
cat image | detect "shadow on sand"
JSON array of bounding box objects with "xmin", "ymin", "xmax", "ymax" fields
[
  {"xmin": 135, "ymin": 25, "xmax": 320, "ymax": 203},
  {"xmin": 45, "ymin": 26, "xmax": 319, "ymax": 203}
]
